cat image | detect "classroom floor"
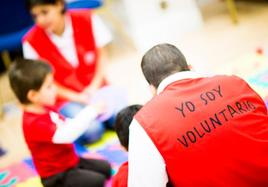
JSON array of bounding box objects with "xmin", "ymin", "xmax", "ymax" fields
[{"xmin": 1, "ymin": 0, "xmax": 268, "ymax": 185}]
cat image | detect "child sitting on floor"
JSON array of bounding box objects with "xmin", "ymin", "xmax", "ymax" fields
[
  {"xmin": 8, "ymin": 59, "xmax": 111, "ymax": 187},
  {"xmin": 112, "ymin": 105, "xmax": 142, "ymax": 187}
]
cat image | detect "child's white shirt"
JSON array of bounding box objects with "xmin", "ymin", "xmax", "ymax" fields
[{"xmin": 50, "ymin": 105, "xmax": 98, "ymax": 144}]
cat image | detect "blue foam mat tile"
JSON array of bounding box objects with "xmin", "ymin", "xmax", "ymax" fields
[{"xmin": 97, "ymin": 149, "xmax": 128, "ymax": 165}]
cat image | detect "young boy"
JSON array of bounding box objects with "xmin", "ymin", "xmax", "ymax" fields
[
  {"xmin": 8, "ymin": 59, "xmax": 111, "ymax": 187},
  {"xmin": 112, "ymin": 105, "xmax": 142, "ymax": 187}
]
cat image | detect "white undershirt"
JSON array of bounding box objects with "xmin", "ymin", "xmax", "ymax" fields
[
  {"xmin": 23, "ymin": 14, "xmax": 112, "ymax": 68},
  {"xmin": 128, "ymin": 71, "xmax": 203, "ymax": 186}
]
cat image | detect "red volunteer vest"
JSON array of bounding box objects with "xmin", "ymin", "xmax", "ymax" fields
[
  {"xmin": 135, "ymin": 75, "xmax": 268, "ymax": 186},
  {"xmin": 23, "ymin": 10, "xmax": 98, "ymax": 92}
]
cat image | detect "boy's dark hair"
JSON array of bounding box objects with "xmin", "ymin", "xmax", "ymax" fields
[
  {"xmin": 141, "ymin": 43, "xmax": 190, "ymax": 88},
  {"xmin": 8, "ymin": 59, "xmax": 52, "ymax": 104},
  {"xmin": 25, "ymin": 0, "xmax": 66, "ymax": 13},
  {"xmin": 114, "ymin": 105, "xmax": 143, "ymax": 150}
]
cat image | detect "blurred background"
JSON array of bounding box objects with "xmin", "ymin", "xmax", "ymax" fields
[{"xmin": 1, "ymin": 0, "xmax": 268, "ymax": 186}]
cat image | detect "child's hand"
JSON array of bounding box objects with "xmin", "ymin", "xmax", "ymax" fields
[
  {"xmin": 83, "ymin": 86, "xmax": 98, "ymax": 98},
  {"xmin": 76, "ymin": 92, "xmax": 90, "ymax": 104},
  {"xmin": 92, "ymin": 102, "xmax": 107, "ymax": 115}
]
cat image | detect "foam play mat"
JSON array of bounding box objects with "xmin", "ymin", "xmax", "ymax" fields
[
  {"xmin": 0, "ymin": 131, "xmax": 127, "ymax": 187},
  {"xmin": 216, "ymin": 51, "xmax": 268, "ymax": 99}
]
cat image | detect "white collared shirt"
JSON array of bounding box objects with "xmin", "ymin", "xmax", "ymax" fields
[
  {"xmin": 128, "ymin": 71, "xmax": 203, "ymax": 187},
  {"xmin": 23, "ymin": 14, "xmax": 112, "ymax": 68}
]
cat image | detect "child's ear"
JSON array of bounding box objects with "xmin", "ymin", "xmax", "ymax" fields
[{"xmin": 27, "ymin": 89, "xmax": 39, "ymax": 103}]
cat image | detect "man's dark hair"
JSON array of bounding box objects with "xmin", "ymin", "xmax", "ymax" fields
[
  {"xmin": 141, "ymin": 43, "xmax": 189, "ymax": 88},
  {"xmin": 8, "ymin": 59, "xmax": 52, "ymax": 104},
  {"xmin": 25, "ymin": 0, "xmax": 66, "ymax": 13},
  {"xmin": 114, "ymin": 105, "xmax": 143, "ymax": 150}
]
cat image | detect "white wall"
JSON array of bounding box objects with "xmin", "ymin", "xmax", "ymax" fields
[
  {"xmin": 197, "ymin": 0, "xmax": 218, "ymax": 6},
  {"xmin": 121, "ymin": 0, "xmax": 204, "ymax": 52}
]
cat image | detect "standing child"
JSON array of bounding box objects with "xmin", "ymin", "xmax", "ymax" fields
[
  {"xmin": 112, "ymin": 105, "xmax": 142, "ymax": 187},
  {"xmin": 8, "ymin": 59, "xmax": 111, "ymax": 187}
]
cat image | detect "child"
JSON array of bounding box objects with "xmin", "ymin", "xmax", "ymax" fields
[
  {"xmin": 112, "ymin": 105, "xmax": 142, "ymax": 187},
  {"xmin": 8, "ymin": 59, "xmax": 111, "ymax": 187}
]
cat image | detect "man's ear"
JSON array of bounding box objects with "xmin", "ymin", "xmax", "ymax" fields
[
  {"xmin": 27, "ymin": 89, "xmax": 39, "ymax": 103},
  {"xmin": 149, "ymin": 85, "xmax": 157, "ymax": 96},
  {"xmin": 188, "ymin": 64, "xmax": 192, "ymax": 70}
]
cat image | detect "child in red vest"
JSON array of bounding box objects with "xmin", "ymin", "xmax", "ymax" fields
[
  {"xmin": 112, "ymin": 105, "xmax": 142, "ymax": 187},
  {"xmin": 8, "ymin": 59, "xmax": 111, "ymax": 187}
]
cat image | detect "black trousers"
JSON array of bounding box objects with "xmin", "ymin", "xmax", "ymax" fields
[{"xmin": 41, "ymin": 158, "xmax": 111, "ymax": 187}]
